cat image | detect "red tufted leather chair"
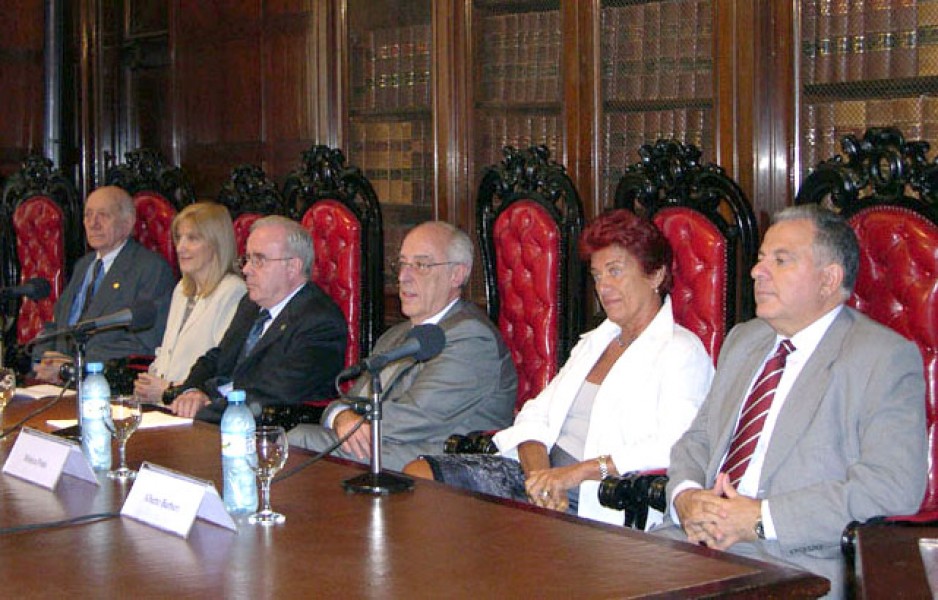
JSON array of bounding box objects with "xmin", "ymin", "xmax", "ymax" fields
[
  {"xmin": 795, "ymin": 128, "xmax": 938, "ymax": 572},
  {"xmin": 217, "ymin": 164, "xmax": 288, "ymax": 257},
  {"xmin": 284, "ymin": 145, "xmax": 384, "ymax": 396},
  {"xmin": 132, "ymin": 191, "xmax": 179, "ymax": 274},
  {"xmin": 0, "ymin": 156, "xmax": 82, "ymax": 369},
  {"xmin": 105, "ymin": 148, "xmax": 196, "ymax": 275},
  {"xmin": 600, "ymin": 139, "xmax": 758, "ymax": 529},
  {"xmin": 614, "ymin": 139, "xmax": 758, "ymax": 363},
  {"xmin": 478, "ymin": 146, "xmax": 586, "ymax": 410}
]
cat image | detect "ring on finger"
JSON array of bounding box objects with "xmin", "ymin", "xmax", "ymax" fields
[{"xmin": 540, "ymin": 489, "xmax": 550, "ymax": 499}]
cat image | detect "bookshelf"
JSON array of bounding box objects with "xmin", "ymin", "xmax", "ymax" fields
[
  {"xmin": 345, "ymin": 0, "xmax": 434, "ymax": 293},
  {"xmin": 471, "ymin": 1, "xmax": 564, "ymax": 184},
  {"xmin": 799, "ymin": 0, "xmax": 938, "ymax": 179},
  {"xmin": 599, "ymin": 0, "xmax": 715, "ymax": 208}
]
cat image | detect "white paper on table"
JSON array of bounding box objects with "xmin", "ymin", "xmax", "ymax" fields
[
  {"xmin": 47, "ymin": 410, "xmax": 192, "ymax": 431},
  {"xmin": 14, "ymin": 385, "xmax": 75, "ymax": 401},
  {"xmin": 918, "ymin": 538, "xmax": 938, "ymax": 596}
]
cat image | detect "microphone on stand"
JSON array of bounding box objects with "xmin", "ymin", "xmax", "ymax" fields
[
  {"xmin": 342, "ymin": 323, "xmax": 446, "ymax": 495},
  {"xmin": 31, "ymin": 301, "xmax": 158, "ymax": 344},
  {"xmin": 0, "ymin": 278, "xmax": 52, "ymax": 301},
  {"xmin": 338, "ymin": 323, "xmax": 446, "ymax": 382}
]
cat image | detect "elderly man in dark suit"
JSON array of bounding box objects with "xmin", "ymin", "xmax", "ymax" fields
[
  {"xmin": 168, "ymin": 215, "xmax": 347, "ymax": 424},
  {"xmin": 655, "ymin": 205, "xmax": 927, "ymax": 598},
  {"xmin": 288, "ymin": 221, "xmax": 517, "ymax": 472},
  {"xmin": 33, "ymin": 185, "xmax": 175, "ymax": 382}
]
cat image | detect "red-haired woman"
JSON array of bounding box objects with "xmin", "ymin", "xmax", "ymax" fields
[{"xmin": 405, "ymin": 209, "xmax": 713, "ymax": 527}]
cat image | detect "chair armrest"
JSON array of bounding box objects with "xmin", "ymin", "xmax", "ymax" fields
[
  {"xmin": 443, "ymin": 431, "xmax": 498, "ymax": 454},
  {"xmin": 597, "ymin": 469, "xmax": 669, "ymax": 529}
]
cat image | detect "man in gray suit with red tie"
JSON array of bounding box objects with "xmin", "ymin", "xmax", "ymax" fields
[
  {"xmin": 32, "ymin": 186, "xmax": 175, "ymax": 382},
  {"xmin": 288, "ymin": 221, "xmax": 517, "ymax": 472},
  {"xmin": 656, "ymin": 205, "xmax": 927, "ymax": 598}
]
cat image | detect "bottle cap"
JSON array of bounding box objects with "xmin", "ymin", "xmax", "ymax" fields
[
  {"xmin": 86, "ymin": 362, "xmax": 104, "ymax": 373},
  {"xmin": 227, "ymin": 390, "xmax": 246, "ymax": 403}
]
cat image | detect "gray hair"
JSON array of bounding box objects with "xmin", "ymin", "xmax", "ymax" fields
[
  {"xmin": 251, "ymin": 215, "xmax": 315, "ymax": 277},
  {"xmin": 773, "ymin": 204, "xmax": 859, "ymax": 295},
  {"xmin": 417, "ymin": 221, "xmax": 474, "ymax": 286}
]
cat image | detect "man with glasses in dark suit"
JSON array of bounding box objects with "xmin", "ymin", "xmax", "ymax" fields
[{"xmin": 168, "ymin": 216, "xmax": 347, "ymax": 424}]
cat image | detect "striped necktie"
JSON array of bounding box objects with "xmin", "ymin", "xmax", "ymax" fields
[{"xmin": 720, "ymin": 339, "xmax": 795, "ymax": 487}]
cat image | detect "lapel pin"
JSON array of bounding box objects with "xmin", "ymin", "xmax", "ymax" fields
[
  {"xmin": 112, "ymin": 282, "xmax": 120, "ymax": 289},
  {"xmin": 280, "ymin": 324, "xmax": 286, "ymax": 332}
]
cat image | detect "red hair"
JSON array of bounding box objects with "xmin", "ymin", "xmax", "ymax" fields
[{"xmin": 579, "ymin": 209, "xmax": 673, "ymax": 296}]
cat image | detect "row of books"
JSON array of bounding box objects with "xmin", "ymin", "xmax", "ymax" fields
[
  {"xmin": 601, "ymin": 108, "xmax": 714, "ymax": 204},
  {"xmin": 801, "ymin": 96, "xmax": 938, "ymax": 176},
  {"xmin": 347, "ymin": 119, "xmax": 434, "ymax": 206},
  {"xmin": 350, "ymin": 24, "xmax": 432, "ymax": 112},
  {"xmin": 478, "ymin": 11, "xmax": 562, "ymax": 104},
  {"xmin": 802, "ymin": 0, "xmax": 938, "ymax": 85},
  {"xmin": 601, "ymin": 1, "xmax": 713, "ymax": 102},
  {"xmin": 475, "ymin": 114, "xmax": 563, "ymax": 176}
]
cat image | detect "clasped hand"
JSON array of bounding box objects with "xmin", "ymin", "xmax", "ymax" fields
[
  {"xmin": 673, "ymin": 473, "xmax": 762, "ymax": 550},
  {"xmin": 524, "ymin": 463, "xmax": 585, "ymax": 512}
]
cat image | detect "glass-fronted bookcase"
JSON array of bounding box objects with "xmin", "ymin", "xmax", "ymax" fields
[
  {"xmin": 598, "ymin": 0, "xmax": 715, "ymax": 207},
  {"xmin": 469, "ymin": 0, "xmax": 565, "ymax": 186},
  {"xmin": 798, "ymin": 0, "xmax": 938, "ymax": 179},
  {"xmin": 345, "ymin": 0, "xmax": 434, "ymax": 295}
]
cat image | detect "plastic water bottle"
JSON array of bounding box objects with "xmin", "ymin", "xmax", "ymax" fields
[
  {"xmin": 221, "ymin": 390, "xmax": 257, "ymax": 514},
  {"xmin": 81, "ymin": 362, "xmax": 112, "ymax": 471}
]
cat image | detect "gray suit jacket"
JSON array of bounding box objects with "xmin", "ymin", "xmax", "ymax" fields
[
  {"xmin": 291, "ymin": 299, "xmax": 517, "ymax": 471},
  {"xmin": 33, "ymin": 239, "xmax": 175, "ymax": 362},
  {"xmin": 660, "ymin": 307, "xmax": 927, "ymax": 597}
]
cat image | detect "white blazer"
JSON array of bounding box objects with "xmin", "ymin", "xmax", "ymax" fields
[
  {"xmin": 150, "ymin": 273, "xmax": 247, "ymax": 384},
  {"xmin": 494, "ymin": 297, "xmax": 714, "ymax": 526}
]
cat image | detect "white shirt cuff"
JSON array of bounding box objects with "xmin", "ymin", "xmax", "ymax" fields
[
  {"xmin": 761, "ymin": 499, "xmax": 777, "ymax": 540},
  {"xmin": 669, "ymin": 480, "xmax": 703, "ymax": 524}
]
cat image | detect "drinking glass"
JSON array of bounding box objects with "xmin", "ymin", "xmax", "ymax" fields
[
  {"xmin": 248, "ymin": 425, "xmax": 289, "ymax": 525},
  {"xmin": 0, "ymin": 368, "xmax": 15, "ymax": 413},
  {"xmin": 105, "ymin": 394, "xmax": 143, "ymax": 480}
]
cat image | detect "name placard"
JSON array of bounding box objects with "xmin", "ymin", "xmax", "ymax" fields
[
  {"xmin": 2, "ymin": 427, "xmax": 98, "ymax": 489},
  {"xmin": 121, "ymin": 462, "xmax": 237, "ymax": 537}
]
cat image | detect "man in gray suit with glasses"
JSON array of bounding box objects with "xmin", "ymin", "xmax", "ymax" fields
[{"xmin": 289, "ymin": 221, "xmax": 517, "ymax": 472}]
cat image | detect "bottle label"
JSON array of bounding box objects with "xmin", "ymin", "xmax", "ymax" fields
[
  {"xmin": 81, "ymin": 398, "xmax": 109, "ymax": 420},
  {"xmin": 221, "ymin": 432, "xmax": 256, "ymax": 457}
]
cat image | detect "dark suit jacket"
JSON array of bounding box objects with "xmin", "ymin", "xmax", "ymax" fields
[
  {"xmin": 660, "ymin": 307, "xmax": 927, "ymax": 597},
  {"xmin": 34, "ymin": 239, "xmax": 175, "ymax": 362},
  {"xmin": 183, "ymin": 282, "xmax": 347, "ymax": 424}
]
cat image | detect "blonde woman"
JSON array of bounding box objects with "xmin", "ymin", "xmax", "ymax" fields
[{"xmin": 134, "ymin": 202, "xmax": 246, "ymax": 404}]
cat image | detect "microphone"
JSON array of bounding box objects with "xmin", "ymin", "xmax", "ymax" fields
[
  {"xmin": 32, "ymin": 301, "xmax": 158, "ymax": 343},
  {"xmin": 0, "ymin": 278, "xmax": 52, "ymax": 301},
  {"xmin": 339, "ymin": 323, "xmax": 446, "ymax": 380}
]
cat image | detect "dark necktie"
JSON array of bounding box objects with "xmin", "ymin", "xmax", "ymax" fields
[
  {"xmin": 68, "ymin": 258, "xmax": 104, "ymax": 325},
  {"xmin": 720, "ymin": 339, "xmax": 795, "ymax": 487},
  {"xmin": 242, "ymin": 309, "xmax": 271, "ymax": 356}
]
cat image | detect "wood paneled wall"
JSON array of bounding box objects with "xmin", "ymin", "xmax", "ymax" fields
[
  {"xmin": 172, "ymin": 0, "xmax": 337, "ymax": 196},
  {"xmin": 0, "ymin": 0, "xmax": 46, "ymax": 177}
]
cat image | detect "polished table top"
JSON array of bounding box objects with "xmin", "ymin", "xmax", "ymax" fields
[
  {"xmin": 0, "ymin": 395, "xmax": 829, "ymax": 598},
  {"xmin": 855, "ymin": 523, "xmax": 938, "ymax": 599}
]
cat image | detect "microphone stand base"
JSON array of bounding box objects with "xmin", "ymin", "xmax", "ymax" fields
[{"xmin": 342, "ymin": 471, "xmax": 414, "ymax": 495}]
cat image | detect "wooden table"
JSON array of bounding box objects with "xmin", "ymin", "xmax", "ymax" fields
[
  {"xmin": 855, "ymin": 523, "xmax": 938, "ymax": 599},
  {"xmin": 0, "ymin": 395, "xmax": 830, "ymax": 598}
]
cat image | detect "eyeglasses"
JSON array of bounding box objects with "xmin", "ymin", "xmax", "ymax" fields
[
  {"xmin": 391, "ymin": 260, "xmax": 457, "ymax": 276},
  {"xmin": 239, "ymin": 254, "xmax": 296, "ymax": 269}
]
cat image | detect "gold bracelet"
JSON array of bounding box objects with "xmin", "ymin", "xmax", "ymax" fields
[{"xmin": 597, "ymin": 454, "xmax": 610, "ymax": 479}]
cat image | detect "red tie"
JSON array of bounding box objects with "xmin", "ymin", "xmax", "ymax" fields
[{"xmin": 721, "ymin": 339, "xmax": 795, "ymax": 487}]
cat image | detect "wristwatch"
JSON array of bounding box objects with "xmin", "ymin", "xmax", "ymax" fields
[
  {"xmin": 754, "ymin": 517, "xmax": 766, "ymax": 540},
  {"xmin": 597, "ymin": 455, "xmax": 610, "ymax": 480}
]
